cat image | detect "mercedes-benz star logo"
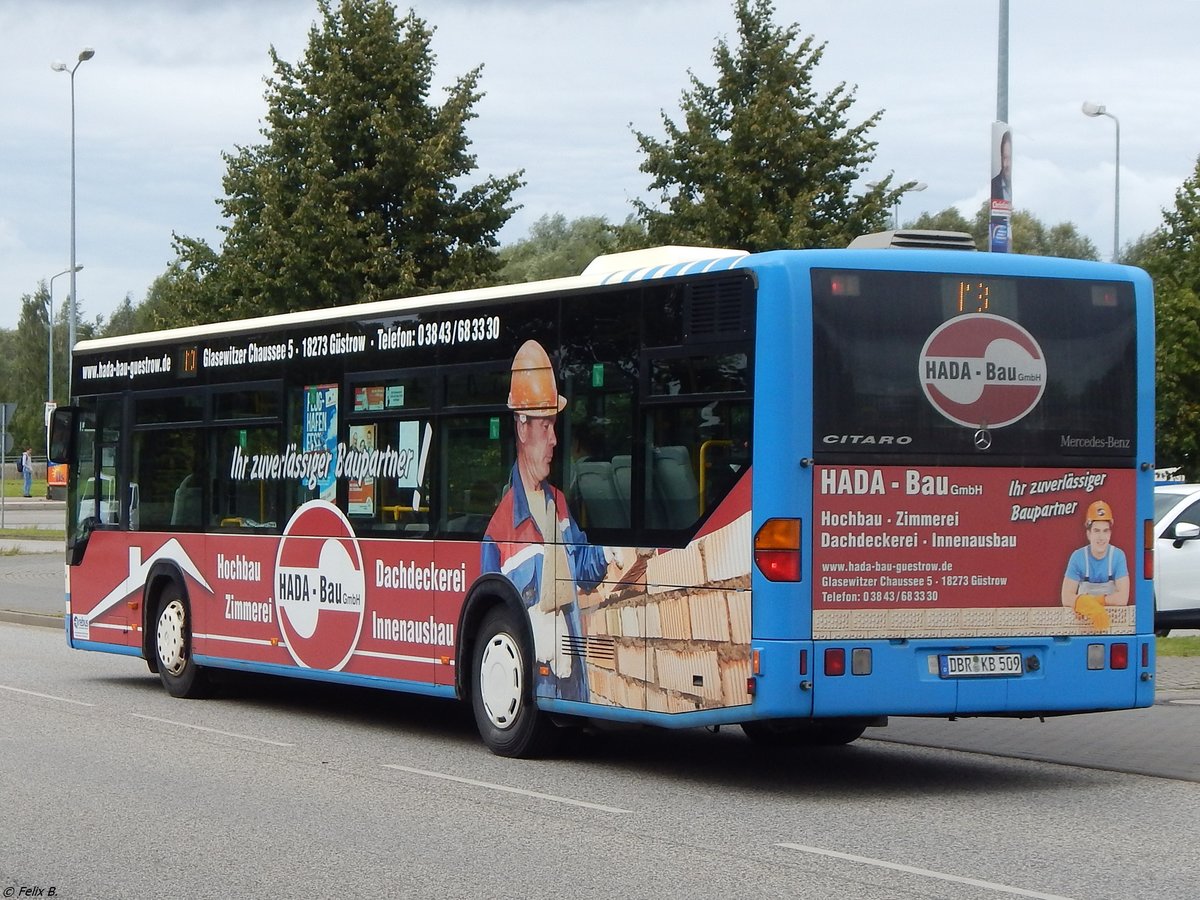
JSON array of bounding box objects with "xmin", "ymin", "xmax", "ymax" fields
[{"xmin": 974, "ymin": 429, "xmax": 993, "ymax": 451}]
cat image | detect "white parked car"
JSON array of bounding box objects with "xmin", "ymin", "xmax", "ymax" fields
[{"xmin": 1153, "ymin": 483, "xmax": 1200, "ymax": 635}]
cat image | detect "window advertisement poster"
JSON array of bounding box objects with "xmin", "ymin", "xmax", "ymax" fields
[
  {"xmin": 812, "ymin": 465, "xmax": 1136, "ymax": 639},
  {"xmin": 347, "ymin": 423, "xmax": 377, "ymax": 516},
  {"xmin": 394, "ymin": 420, "xmax": 423, "ymax": 488},
  {"xmin": 354, "ymin": 385, "xmax": 386, "ymax": 412},
  {"xmin": 303, "ymin": 384, "xmax": 338, "ymax": 501}
]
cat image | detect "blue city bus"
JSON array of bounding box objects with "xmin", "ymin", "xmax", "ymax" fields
[{"xmin": 54, "ymin": 234, "xmax": 1155, "ymax": 756}]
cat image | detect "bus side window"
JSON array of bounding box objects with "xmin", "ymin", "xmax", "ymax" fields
[
  {"xmin": 213, "ymin": 426, "xmax": 280, "ymax": 530},
  {"xmin": 644, "ymin": 400, "xmax": 751, "ymax": 532},
  {"xmin": 347, "ymin": 418, "xmax": 434, "ymax": 536}
]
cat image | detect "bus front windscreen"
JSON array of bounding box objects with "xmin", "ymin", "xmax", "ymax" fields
[{"xmin": 811, "ymin": 269, "xmax": 1136, "ymax": 465}]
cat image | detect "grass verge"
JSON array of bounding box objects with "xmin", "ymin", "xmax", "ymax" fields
[
  {"xmin": 0, "ymin": 528, "xmax": 64, "ymax": 542},
  {"xmin": 1158, "ymin": 636, "xmax": 1200, "ymax": 657}
]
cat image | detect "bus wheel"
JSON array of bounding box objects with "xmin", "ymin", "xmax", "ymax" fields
[
  {"xmin": 471, "ymin": 606, "xmax": 557, "ymax": 758},
  {"xmin": 154, "ymin": 586, "xmax": 210, "ymax": 699}
]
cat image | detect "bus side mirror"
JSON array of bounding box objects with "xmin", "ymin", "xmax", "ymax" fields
[{"xmin": 48, "ymin": 406, "xmax": 76, "ymax": 465}]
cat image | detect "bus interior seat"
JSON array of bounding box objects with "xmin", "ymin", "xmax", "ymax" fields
[
  {"xmin": 652, "ymin": 445, "xmax": 700, "ymax": 529},
  {"xmin": 611, "ymin": 455, "xmax": 631, "ymax": 509},
  {"xmin": 443, "ymin": 514, "xmax": 487, "ymax": 535},
  {"xmin": 573, "ymin": 460, "xmax": 629, "ymax": 529},
  {"xmin": 171, "ymin": 475, "xmax": 201, "ymax": 526}
]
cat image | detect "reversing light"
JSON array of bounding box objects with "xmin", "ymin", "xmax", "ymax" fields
[
  {"xmin": 1110, "ymin": 643, "xmax": 1129, "ymax": 670},
  {"xmin": 754, "ymin": 518, "xmax": 802, "ymax": 581},
  {"xmin": 1087, "ymin": 643, "xmax": 1104, "ymax": 670},
  {"xmin": 851, "ymin": 648, "xmax": 872, "ymax": 675},
  {"xmin": 824, "ymin": 648, "xmax": 846, "ymax": 676}
]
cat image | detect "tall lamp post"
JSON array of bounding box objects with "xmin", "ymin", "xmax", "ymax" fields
[
  {"xmin": 51, "ymin": 46, "xmax": 95, "ymax": 386},
  {"xmin": 1082, "ymin": 101, "xmax": 1120, "ymax": 261},
  {"xmin": 866, "ymin": 177, "xmax": 927, "ymax": 230},
  {"xmin": 897, "ymin": 181, "xmax": 928, "ymax": 229},
  {"xmin": 46, "ymin": 266, "xmax": 83, "ymax": 410},
  {"xmin": 47, "ymin": 265, "xmax": 82, "ymax": 412}
]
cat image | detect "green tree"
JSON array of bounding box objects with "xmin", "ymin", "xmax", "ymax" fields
[
  {"xmin": 99, "ymin": 294, "xmax": 150, "ymax": 339},
  {"xmin": 907, "ymin": 208, "xmax": 975, "ymax": 235},
  {"xmin": 167, "ymin": 0, "xmax": 522, "ymax": 324},
  {"xmin": 968, "ymin": 205, "xmax": 1099, "ymax": 259},
  {"xmin": 909, "ymin": 205, "xmax": 1099, "ymax": 259},
  {"xmin": 499, "ymin": 214, "xmax": 638, "ymax": 282},
  {"xmin": 10, "ymin": 288, "xmax": 52, "ymax": 453},
  {"xmin": 1138, "ymin": 156, "xmax": 1200, "ymax": 478},
  {"xmin": 632, "ymin": 0, "xmax": 900, "ymax": 251}
]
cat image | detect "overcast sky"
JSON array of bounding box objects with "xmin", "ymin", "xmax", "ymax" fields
[{"xmin": 2, "ymin": 0, "xmax": 1197, "ymax": 330}]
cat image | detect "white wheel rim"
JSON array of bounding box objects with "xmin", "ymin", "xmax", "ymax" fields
[
  {"xmin": 479, "ymin": 631, "xmax": 523, "ymax": 730},
  {"xmin": 157, "ymin": 599, "xmax": 187, "ymax": 676}
]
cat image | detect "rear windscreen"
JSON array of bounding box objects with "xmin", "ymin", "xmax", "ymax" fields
[{"xmin": 812, "ymin": 269, "xmax": 1136, "ymax": 465}]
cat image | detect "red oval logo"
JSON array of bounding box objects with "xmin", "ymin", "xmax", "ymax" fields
[
  {"xmin": 919, "ymin": 314, "xmax": 1046, "ymax": 428},
  {"xmin": 274, "ymin": 501, "xmax": 366, "ymax": 671}
]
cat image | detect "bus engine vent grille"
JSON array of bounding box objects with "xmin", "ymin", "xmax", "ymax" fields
[
  {"xmin": 685, "ymin": 277, "xmax": 748, "ymax": 340},
  {"xmin": 561, "ymin": 635, "xmax": 615, "ymax": 661}
]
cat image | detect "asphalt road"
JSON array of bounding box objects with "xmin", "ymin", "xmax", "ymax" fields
[
  {"xmin": 2, "ymin": 623, "xmax": 1199, "ymax": 900},
  {"xmin": 2, "ymin": 538, "xmax": 1198, "ymax": 785}
]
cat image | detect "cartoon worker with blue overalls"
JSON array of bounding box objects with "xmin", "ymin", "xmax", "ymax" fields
[{"xmin": 1060, "ymin": 500, "xmax": 1129, "ymax": 630}]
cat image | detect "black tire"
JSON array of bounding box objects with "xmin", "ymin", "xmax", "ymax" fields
[
  {"xmin": 153, "ymin": 584, "xmax": 211, "ymax": 699},
  {"xmin": 741, "ymin": 718, "xmax": 866, "ymax": 747},
  {"xmin": 471, "ymin": 606, "xmax": 557, "ymax": 758}
]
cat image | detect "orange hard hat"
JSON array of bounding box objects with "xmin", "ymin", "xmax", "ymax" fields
[
  {"xmin": 1085, "ymin": 500, "xmax": 1114, "ymax": 524},
  {"xmin": 507, "ymin": 340, "xmax": 566, "ymax": 416}
]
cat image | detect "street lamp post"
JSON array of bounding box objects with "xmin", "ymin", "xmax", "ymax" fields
[
  {"xmin": 1082, "ymin": 101, "xmax": 1120, "ymax": 261},
  {"xmin": 897, "ymin": 182, "xmax": 928, "ymax": 229},
  {"xmin": 52, "ymin": 46, "xmax": 94, "ymax": 387},
  {"xmin": 47, "ymin": 266, "xmax": 82, "ymax": 411},
  {"xmin": 866, "ymin": 177, "xmax": 927, "ymax": 230}
]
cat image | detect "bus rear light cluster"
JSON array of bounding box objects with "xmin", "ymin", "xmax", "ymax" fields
[
  {"xmin": 754, "ymin": 518, "xmax": 801, "ymax": 581},
  {"xmin": 824, "ymin": 648, "xmax": 845, "ymax": 676},
  {"xmin": 1087, "ymin": 642, "xmax": 1130, "ymax": 670},
  {"xmin": 851, "ymin": 648, "xmax": 873, "ymax": 675},
  {"xmin": 1143, "ymin": 518, "xmax": 1154, "ymax": 581},
  {"xmin": 1110, "ymin": 643, "xmax": 1129, "ymax": 670}
]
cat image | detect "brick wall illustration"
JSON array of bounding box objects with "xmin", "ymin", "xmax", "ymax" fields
[{"xmin": 578, "ymin": 513, "xmax": 752, "ymax": 712}]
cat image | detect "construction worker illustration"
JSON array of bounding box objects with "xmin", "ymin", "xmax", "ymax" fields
[
  {"xmin": 1061, "ymin": 500, "xmax": 1129, "ymax": 630},
  {"xmin": 480, "ymin": 339, "xmax": 625, "ymax": 702}
]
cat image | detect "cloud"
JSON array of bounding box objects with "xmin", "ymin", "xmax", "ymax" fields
[{"xmin": 2, "ymin": 0, "xmax": 1197, "ymax": 328}]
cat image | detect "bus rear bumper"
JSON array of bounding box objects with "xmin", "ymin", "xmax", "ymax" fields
[{"xmin": 747, "ymin": 636, "xmax": 1154, "ymax": 720}]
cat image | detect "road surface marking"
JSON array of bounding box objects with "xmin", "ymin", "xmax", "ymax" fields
[
  {"xmin": 131, "ymin": 713, "xmax": 294, "ymax": 747},
  {"xmin": 384, "ymin": 763, "xmax": 631, "ymax": 813},
  {"xmin": 0, "ymin": 684, "xmax": 94, "ymax": 706},
  {"xmin": 777, "ymin": 843, "xmax": 1074, "ymax": 900}
]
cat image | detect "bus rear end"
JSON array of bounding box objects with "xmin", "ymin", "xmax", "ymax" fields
[{"xmin": 748, "ymin": 250, "xmax": 1154, "ymax": 734}]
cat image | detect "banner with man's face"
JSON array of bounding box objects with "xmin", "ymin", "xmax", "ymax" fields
[{"xmin": 990, "ymin": 122, "xmax": 1013, "ymax": 253}]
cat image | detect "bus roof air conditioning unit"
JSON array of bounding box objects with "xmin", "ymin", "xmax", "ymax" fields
[{"xmin": 848, "ymin": 230, "xmax": 977, "ymax": 250}]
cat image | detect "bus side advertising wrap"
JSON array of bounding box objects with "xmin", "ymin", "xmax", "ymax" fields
[{"xmin": 813, "ymin": 465, "xmax": 1135, "ymax": 638}]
